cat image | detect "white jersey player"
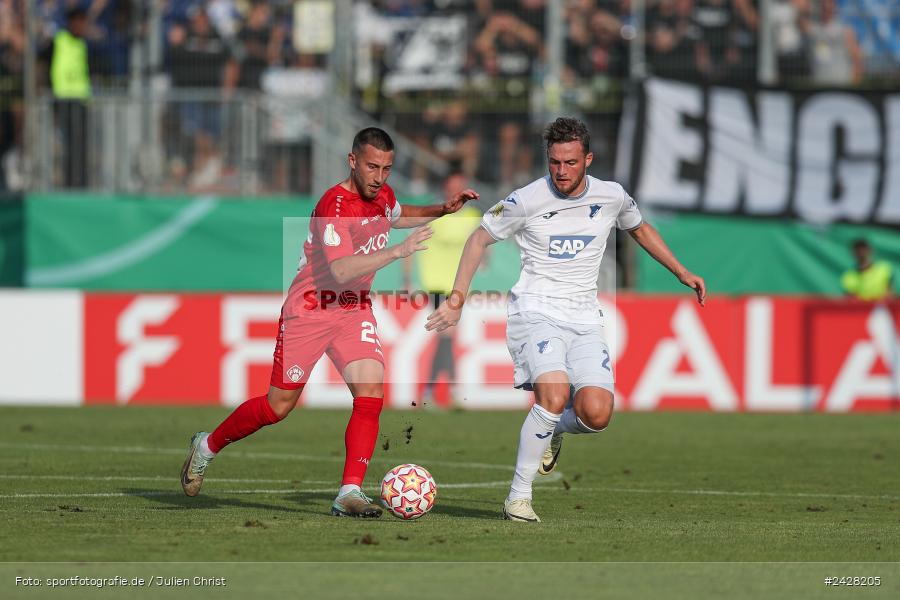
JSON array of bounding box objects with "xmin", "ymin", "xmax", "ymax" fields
[{"xmin": 426, "ymin": 117, "xmax": 706, "ymax": 522}]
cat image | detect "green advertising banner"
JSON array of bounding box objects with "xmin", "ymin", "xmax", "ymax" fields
[
  {"xmin": 0, "ymin": 194, "xmax": 24, "ymax": 287},
  {"xmin": 639, "ymin": 213, "xmax": 900, "ymax": 295},
  {"xmin": 25, "ymin": 194, "xmax": 520, "ymax": 292}
]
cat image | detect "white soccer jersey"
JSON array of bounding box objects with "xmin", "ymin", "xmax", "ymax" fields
[{"xmin": 481, "ymin": 175, "xmax": 643, "ymax": 324}]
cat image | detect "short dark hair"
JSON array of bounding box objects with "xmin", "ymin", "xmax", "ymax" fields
[
  {"xmin": 852, "ymin": 238, "xmax": 870, "ymax": 251},
  {"xmin": 352, "ymin": 128, "xmax": 394, "ymax": 154},
  {"xmin": 544, "ymin": 117, "xmax": 590, "ymax": 154},
  {"xmin": 66, "ymin": 7, "xmax": 89, "ymax": 22}
]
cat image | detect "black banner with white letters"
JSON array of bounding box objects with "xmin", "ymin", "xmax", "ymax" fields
[{"xmin": 615, "ymin": 78, "xmax": 900, "ymax": 227}]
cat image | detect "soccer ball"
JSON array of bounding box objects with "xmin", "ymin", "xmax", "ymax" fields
[{"xmin": 380, "ymin": 464, "xmax": 437, "ymax": 520}]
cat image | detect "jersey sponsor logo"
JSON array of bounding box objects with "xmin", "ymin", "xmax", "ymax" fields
[
  {"xmin": 548, "ymin": 235, "xmax": 596, "ymax": 258},
  {"xmin": 286, "ymin": 364, "xmax": 305, "ymax": 383},
  {"xmin": 589, "ymin": 204, "xmax": 602, "ymax": 220},
  {"xmin": 323, "ymin": 223, "xmax": 342, "ymax": 246},
  {"xmin": 537, "ymin": 340, "xmax": 553, "ymax": 354},
  {"xmin": 542, "ymin": 211, "xmax": 558, "ymax": 219},
  {"xmin": 356, "ymin": 232, "xmax": 389, "ymax": 255},
  {"xmin": 488, "ymin": 202, "xmax": 504, "ymax": 218}
]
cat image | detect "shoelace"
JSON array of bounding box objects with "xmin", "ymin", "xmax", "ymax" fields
[
  {"xmin": 191, "ymin": 455, "xmax": 211, "ymax": 476},
  {"xmin": 347, "ymin": 490, "xmax": 375, "ymax": 504}
]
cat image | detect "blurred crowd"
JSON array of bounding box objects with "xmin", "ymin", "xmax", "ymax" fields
[{"xmin": 1, "ymin": 0, "xmax": 898, "ymax": 193}]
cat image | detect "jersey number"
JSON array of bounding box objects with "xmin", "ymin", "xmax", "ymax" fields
[{"xmin": 361, "ymin": 321, "xmax": 380, "ymax": 345}]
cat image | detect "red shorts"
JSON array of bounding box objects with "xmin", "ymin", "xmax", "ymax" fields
[{"xmin": 270, "ymin": 309, "xmax": 384, "ymax": 390}]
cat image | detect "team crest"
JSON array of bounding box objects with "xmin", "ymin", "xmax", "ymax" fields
[
  {"xmin": 589, "ymin": 204, "xmax": 602, "ymax": 220},
  {"xmin": 286, "ymin": 365, "xmax": 305, "ymax": 383},
  {"xmin": 385, "ymin": 205, "xmax": 391, "ymax": 219},
  {"xmin": 537, "ymin": 340, "xmax": 553, "ymax": 354},
  {"xmin": 489, "ymin": 202, "xmax": 504, "ymax": 218},
  {"xmin": 323, "ymin": 223, "xmax": 341, "ymax": 246},
  {"xmin": 504, "ymin": 196, "xmax": 517, "ymax": 205}
]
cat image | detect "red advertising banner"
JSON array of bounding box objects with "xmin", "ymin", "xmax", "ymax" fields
[{"xmin": 82, "ymin": 293, "xmax": 900, "ymax": 411}]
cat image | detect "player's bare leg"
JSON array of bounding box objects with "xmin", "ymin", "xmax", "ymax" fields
[
  {"xmin": 181, "ymin": 386, "xmax": 301, "ymax": 497},
  {"xmin": 504, "ymin": 371, "xmax": 570, "ymax": 522},
  {"xmin": 331, "ymin": 358, "xmax": 385, "ymax": 518},
  {"xmin": 541, "ymin": 386, "xmax": 613, "ymax": 475}
]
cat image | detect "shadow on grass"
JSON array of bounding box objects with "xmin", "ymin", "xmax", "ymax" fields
[
  {"xmin": 120, "ymin": 487, "xmax": 311, "ymax": 514},
  {"xmin": 430, "ymin": 502, "xmax": 502, "ymax": 520}
]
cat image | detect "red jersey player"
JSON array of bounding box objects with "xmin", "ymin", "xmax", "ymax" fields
[{"xmin": 180, "ymin": 128, "xmax": 479, "ymax": 517}]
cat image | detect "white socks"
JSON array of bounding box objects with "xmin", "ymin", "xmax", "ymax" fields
[
  {"xmin": 508, "ymin": 404, "xmax": 561, "ymax": 501},
  {"xmin": 554, "ymin": 407, "xmax": 604, "ymax": 434},
  {"xmin": 337, "ymin": 484, "xmax": 361, "ymax": 497},
  {"xmin": 198, "ymin": 434, "xmax": 217, "ymax": 459}
]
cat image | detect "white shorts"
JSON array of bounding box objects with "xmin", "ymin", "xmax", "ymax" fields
[{"xmin": 506, "ymin": 311, "xmax": 614, "ymax": 393}]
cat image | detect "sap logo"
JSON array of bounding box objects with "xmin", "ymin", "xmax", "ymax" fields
[
  {"xmin": 548, "ymin": 235, "xmax": 595, "ymax": 258},
  {"xmin": 356, "ymin": 232, "xmax": 389, "ymax": 255}
]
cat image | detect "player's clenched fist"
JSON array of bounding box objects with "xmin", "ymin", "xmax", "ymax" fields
[{"xmin": 395, "ymin": 225, "xmax": 433, "ymax": 258}]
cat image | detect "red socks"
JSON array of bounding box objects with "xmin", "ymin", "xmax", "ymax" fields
[
  {"xmin": 206, "ymin": 394, "xmax": 383, "ymax": 489},
  {"xmin": 207, "ymin": 394, "xmax": 283, "ymax": 454},
  {"xmin": 341, "ymin": 396, "xmax": 384, "ymax": 486}
]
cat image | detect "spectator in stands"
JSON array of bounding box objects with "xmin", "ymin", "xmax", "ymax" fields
[
  {"xmin": 430, "ymin": 101, "xmax": 480, "ymax": 180},
  {"xmin": 51, "ymin": 6, "xmax": 92, "ymax": 188},
  {"xmin": 586, "ymin": 7, "xmax": 628, "ymax": 78},
  {"xmin": 233, "ymin": 1, "xmax": 285, "ymax": 90},
  {"xmin": 0, "ymin": 0, "xmax": 24, "ymax": 190},
  {"xmin": 809, "ymin": 0, "xmax": 863, "ymax": 85},
  {"xmin": 472, "ymin": 0, "xmax": 544, "ymax": 187},
  {"xmin": 771, "ymin": 0, "xmax": 812, "ymax": 83},
  {"xmin": 648, "ymin": 0, "xmax": 697, "ymax": 78},
  {"xmin": 693, "ymin": 0, "xmax": 740, "ymax": 80},
  {"xmin": 165, "ymin": 6, "xmax": 233, "ymax": 192},
  {"xmin": 731, "ymin": 0, "xmax": 759, "ymax": 80},
  {"xmin": 842, "ymin": 239, "xmax": 894, "ymax": 301}
]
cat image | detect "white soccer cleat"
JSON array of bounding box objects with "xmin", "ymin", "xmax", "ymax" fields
[
  {"xmin": 180, "ymin": 432, "xmax": 214, "ymax": 497},
  {"xmin": 538, "ymin": 432, "xmax": 563, "ymax": 475},
  {"xmin": 503, "ymin": 498, "xmax": 541, "ymax": 523}
]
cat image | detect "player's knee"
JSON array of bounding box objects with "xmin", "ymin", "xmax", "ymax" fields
[{"xmin": 579, "ymin": 395, "xmax": 614, "ymax": 431}]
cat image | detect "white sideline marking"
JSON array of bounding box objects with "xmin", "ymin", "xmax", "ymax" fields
[
  {"xmin": 0, "ymin": 475, "xmax": 332, "ymax": 484},
  {"xmin": 573, "ymin": 486, "xmax": 900, "ymax": 502},
  {"xmin": 0, "ymin": 480, "xmax": 529, "ymax": 500},
  {"xmin": 0, "ymin": 442, "xmax": 513, "ymax": 472}
]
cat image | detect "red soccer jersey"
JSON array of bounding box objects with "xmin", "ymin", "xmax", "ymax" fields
[{"xmin": 284, "ymin": 182, "xmax": 401, "ymax": 317}]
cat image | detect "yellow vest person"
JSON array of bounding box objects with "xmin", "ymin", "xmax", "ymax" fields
[
  {"xmin": 51, "ymin": 18, "xmax": 91, "ymax": 99},
  {"xmin": 841, "ymin": 239, "xmax": 894, "ymax": 301}
]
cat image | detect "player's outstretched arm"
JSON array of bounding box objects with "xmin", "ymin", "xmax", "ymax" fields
[
  {"xmin": 425, "ymin": 226, "xmax": 497, "ymax": 331},
  {"xmin": 330, "ymin": 226, "xmax": 433, "ymax": 285},
  {"xmin": 392, "ymin": 189, "xmax": 480, "ymax": 228},
  {"xmin": 629, "ymin": 222, "xmax": 707, "ymax": 306}
]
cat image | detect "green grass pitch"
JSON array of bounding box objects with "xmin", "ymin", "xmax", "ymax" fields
[{"xmin": 1, "ymin": 406, "xmax": 898, "ymax": 599}]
